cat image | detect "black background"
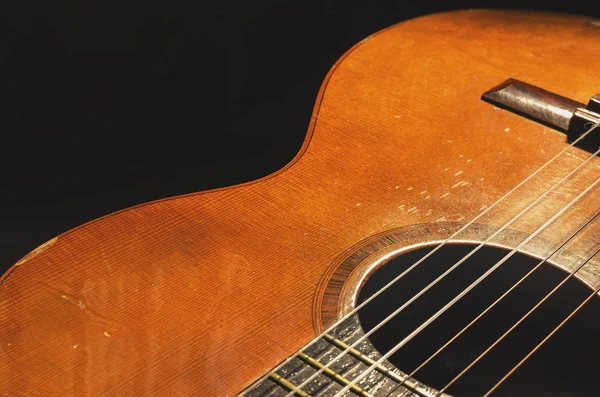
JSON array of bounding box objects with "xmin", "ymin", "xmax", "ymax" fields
[{"xmin": 2, "ymin": 1, "xmax": 600, "ymax": 274}]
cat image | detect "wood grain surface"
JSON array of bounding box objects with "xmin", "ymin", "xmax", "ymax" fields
[{"xmin": 2, "ymin": 10, "xmax": 600, "ymax": 396}]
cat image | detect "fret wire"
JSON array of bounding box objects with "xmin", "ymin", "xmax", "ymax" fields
[
  {"xmin": 323, "ymin": 334, "xmax": 439, "ymax": 397},
  {"xmin": 436, "ymin": 246, "xmax": 600, "ymax": 396},
  {"xmin": 238, "ymin": 125, "xmax": 600, "ymax": 397},
  {"xmin": 331, "ymin": 156, "xmax": 600, "ymax": 397},
  {"xmin": 384, "ymin": 210, "xmax": 600, "ymax": 396},
  {"xmin": 291, "ymin": 137, "xmax": 600, "ymax": 397},
  {"xmin": 269, "ymin": 373, "xmax": 312, "ymax": 397},
  {"xmin": 297, "ymin": 352, "xmax": 373, "ymax": 397},
  {"xmin": 323, "ymin": 334, "xmax": 406, "ymax": 384}
]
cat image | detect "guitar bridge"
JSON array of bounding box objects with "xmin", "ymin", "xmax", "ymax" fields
[{"xmin": 482, "ymin": 79, "xmax": 600, "ymax": 154}]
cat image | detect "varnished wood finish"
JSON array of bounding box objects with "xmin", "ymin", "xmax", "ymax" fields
[{"xmin": 2, "ymin": 10, "xmax": 600, "ymax": 395}]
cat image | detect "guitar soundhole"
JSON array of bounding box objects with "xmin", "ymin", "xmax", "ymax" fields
[{"xmin": 357, "ymin": 244, "xmax": 600, "ymax": 396}]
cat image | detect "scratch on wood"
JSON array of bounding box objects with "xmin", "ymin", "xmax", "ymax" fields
[
  {"xmin": 452, "ymin": 181, "xmax": 469, "ymax": 188},
  {"xmin": 14, "ymin": 237, "xmax": 58, "ymax": 267},
  {"xmin": 41, "ymin": 282, "xmax": 121, "ymax": 328},
  {"xmin": 61, "ymin": 294, "xmax": 86, "ymax": 310}
]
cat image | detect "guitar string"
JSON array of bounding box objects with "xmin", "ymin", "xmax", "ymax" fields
[
  {"xmin": 482, "ymin": 268, "xmax": 600, "ymax": 397},
  {"xmin": 335, "ymin": 171, "xmax": 600, "ymax": 397},
  {"xmin": 331, "ymin": 149, "xmax": 600, "ymax": 397},
  {"xmin": 436, "ymin": 245, "xmax": 600, "ymax": 396},
  {"xmin": 290, "ymin": 149, "xmax": 599, "ymax": 397},
  {"xmin": 284, "ymin": 131, "xmax": 600, "ymax": 397},
  {"xmin": 240, "ymin": 126, "xmax": 599, "ymax": 396},
  {"xmin": 280, "ymin": 128, "xmax": 598, "ymax": 395},
  {"xmin": 384, "ymin": 210, "xmax": 600, "ymax": 396}
]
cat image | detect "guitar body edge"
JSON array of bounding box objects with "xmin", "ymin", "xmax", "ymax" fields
[{"xmin": 1, "ymin": 9, "xmax": 600, "ymax": 396}]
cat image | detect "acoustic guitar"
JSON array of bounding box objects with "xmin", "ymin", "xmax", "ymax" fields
[{"xmin": 2, "ymin": 9, "xmax": 600, "ymax": 396}]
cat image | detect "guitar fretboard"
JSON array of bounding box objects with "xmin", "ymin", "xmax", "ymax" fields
[{"xmin": 242, "ymin": 315, "xmax": 445, "ymax": 397}]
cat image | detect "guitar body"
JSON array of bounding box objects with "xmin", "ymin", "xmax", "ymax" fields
[{"xmin": 2, "ymin": 10, "xmax": 600, "ymax": 396}]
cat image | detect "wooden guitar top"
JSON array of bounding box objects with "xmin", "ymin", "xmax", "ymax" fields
[{"xmin": 2, "ymin": 9, "xmax": 600, "ymax": 396}]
